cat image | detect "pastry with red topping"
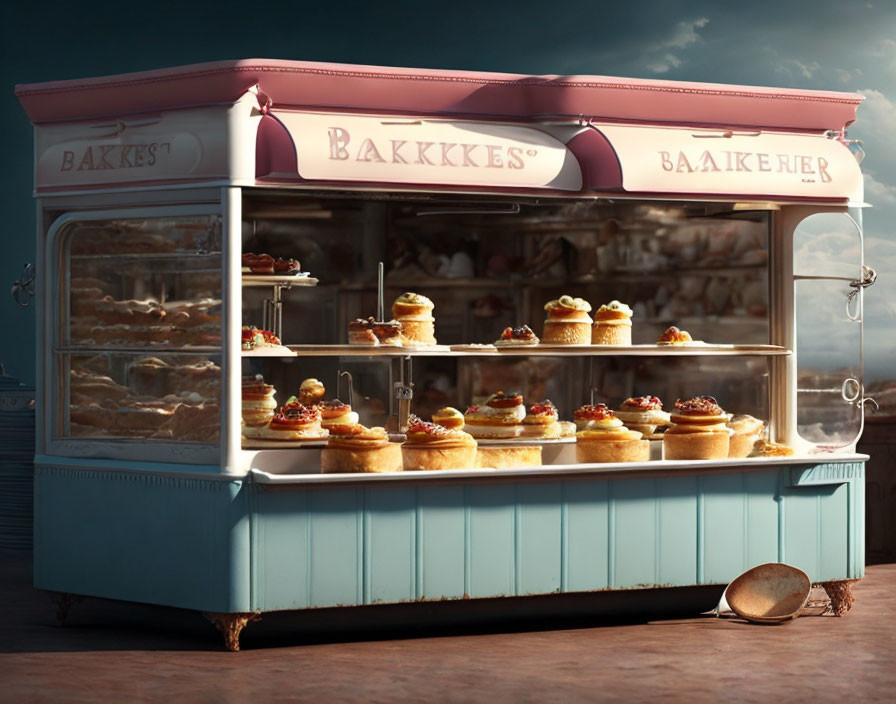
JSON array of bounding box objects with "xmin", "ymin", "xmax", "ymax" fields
[
  {"xmin": 521, "ymin": 400, "xmax": 562, "ymax": 439},
  {"xmin": 495, "ymin": 325, "xmax": 540, "ymax": 347},
  {"xmin": 664, "ymin": 396, "xmax": 732, "ymax": 459},
  {"xmin": 463, "ymin": 391, "xmax": 526, "ymax": 439},
  {"xmin": 592, "ymin": 300, "xmax": 633, "ymax": 345},
  {"xmin": 573, "ymin": 404, "xmax": 616, "ymax": 431},
  {"xmin": 319, "ymin": 399, "xmax": 362, "ymax": 436},
  {"xmin": 321, "ymin": 425, "xmax": 403, "ymax": 474},
  {"xmin": 241, "ymin": 325, "xmax": 282, "ymax": 350},
  {"xmin": 243, "ymin": 253, "xmax": 301, "ymax": 275},
  {"xmin": 241, "ymin": 375, "xmax": 277, "ymax": 432},
  {"xmin": 575, "ymin": 403, "xmax": 649, "ymax": 463},
  {"xmin": 615, "ymin": 396, "xmax": 671, "ymax": 440},
  {"xmin": 402, "ymin": 415, "xmax": 477, "ymax": 471},
  {"xmin": 259, "ymin": 400, "xmax": 328, "ymax": 441},
  {"xmin": 657, "ymin": 326, "xmax": 694, "ymax": 345},
  {"xmin": 542, "ymin": 295, "xmax": 592, "ymax": 345}
]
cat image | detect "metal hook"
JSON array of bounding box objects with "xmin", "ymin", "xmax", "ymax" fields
[
  {"xmin": 863, "ymin": 397, "xmax": 880, "ymax": 414},
  {"xmin": 338, "ymin": 370, "xmax": 353, "ymax": 407},
  {"xmin": 846, "ymin": 265, "xmax": 876, "ymax": 321},
  {"xmin": 10, "ymin": 263, "xmax": 35, "ymax": 307}
]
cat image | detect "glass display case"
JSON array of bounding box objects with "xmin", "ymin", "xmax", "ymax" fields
[{"xmin": 17, "ymin": 60, "xmax": 873, "ymax": 650}]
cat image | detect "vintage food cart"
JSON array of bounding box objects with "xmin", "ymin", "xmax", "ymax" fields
[{"xmin": 15, "ymin": 60, "xmax": 873, "ymax": 650}]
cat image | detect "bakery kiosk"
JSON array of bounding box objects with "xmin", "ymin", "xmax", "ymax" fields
[{"xmin": 16, "ymin": 60, "xmax": 873, "ymax": 649}]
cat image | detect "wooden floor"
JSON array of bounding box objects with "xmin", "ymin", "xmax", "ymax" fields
[{"xmin": 2, "ymin": 549, "xmax": 894, "ymax": 703}]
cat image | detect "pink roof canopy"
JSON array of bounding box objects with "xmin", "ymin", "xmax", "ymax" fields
[{"xmin": 16, "ymin": 58, "xmax": 862, "ymax": 132}]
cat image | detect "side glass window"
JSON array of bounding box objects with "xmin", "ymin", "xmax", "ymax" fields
[
  {"xmin": 57, "ymin": 215, "xmax": 222, "ymax": 444},
  {"xmin": 793, "ymin": 213, "xmax": 863, "ymax": 449}
]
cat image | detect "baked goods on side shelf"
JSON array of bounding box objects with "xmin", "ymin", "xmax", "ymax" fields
[
  {"xmin": 592, "ymin": 300, "xmax": 633, "ymax": 345},
  {"xmin": 495, "ymin": 325, "xmax": 539, "ymax": 347},
  {"xmin": 575, "ymin": 404, "xmax": 649, "ymax": 463},
  {"xmin": 242, "ymin": 253, "xmax": 301, "ymax": 275},
  {"xmin": 541, "ymin": 295, "xmax": 592, "ymax": 345},
  {"xmin": 402, "ymin": 415, "xmax": 477, "ymax": 471},
  {"xmin": 521, "ymin": 400, "xmax": 562, "ymax": 439},
  {"xmin": 241, "ymin": 376, "xmax": 277, "ymax": 430},
  {"xmin": 727, "ymin": 415, "xmax": 765, "ymax": 458},
  {"xmin": 392, "ymin": 292, "xmax": 436, "ymax": 346},
  {"xmin": 615, "ymin": 396, "xmax": 671, "ymax": 440},
  {"xmin": 319, "ymin": 399, "xmax": 361, "ymax": 436},
  {"xmin": 246, "ymin": 400, "xmax": 328, "ymax": 441},
  {"xmin": 348, "ymin": 317, "xmax": 404, "ymax": 347},
  {"xmin": 657, "ymin": 326, "xmax": 694, "ymax": 345},
  {"xmin": 663, "ymin": 396, "xmax": 732, "ymax": 460},
  {"xmin": 464, "ymin": 391, "xmax": 526, "ymax": 439},
  {"xmin": 749, "ymin": 439, "xmax": 795, "ymax": 457},
  {"xmin": 241, "ymin": 325, "xmax": 282, "ymax": 350}
]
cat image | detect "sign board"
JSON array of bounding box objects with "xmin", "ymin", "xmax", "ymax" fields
[{"xmin": 273, "ymin": 112, "xmax": 583, "ymax": 191}]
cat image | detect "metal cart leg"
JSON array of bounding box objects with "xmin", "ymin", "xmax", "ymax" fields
[
  {"xmin": 820, "ymin": 580, "xmax": 856, "ymax": 617},
  {"xmin": 203, "ymin": 611, "xmax": 261, "ymax": 651},
  {"xmin": 52, "ymin": 593, "xmax": 84, "ymax": 625}
]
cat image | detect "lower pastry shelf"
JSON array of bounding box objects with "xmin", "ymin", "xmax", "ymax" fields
[{"xmin": 267, "ymin": 344, "xmax": 791, "ymax": 357}]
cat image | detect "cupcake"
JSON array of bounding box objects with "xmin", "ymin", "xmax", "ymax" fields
[
  {"xmin": 592, "ymin": 300, "xmax": 633, "ymax": 345},
  {"xmin": 521, "ymin": 400, "xmax": 562, "ymax": 439},
  {"xmin": 392, "ymin": 292, "xmax": 436, "ymax": 346},
  {"xmin": 432, "ymin": 407, "xmax": 465, "ymax": 430},
  {"xmin": 321, "ymin": 425, "xmax": 403, "ymax": 474},
  {"xmin": 541, "ymin": 296, "xmax": 592, "ymax": 345},
  {"xmin": 495, "ymin": 325, "xmax": 540, "ymax": 347},
  {"xmin": 664, "ymin": 396, "xmax": 732, "ymax": 460},
  {"xmin": 241, "ymin": 376, "xmax": 278, "ymax": 439},
  {"xmin": 263, "ymin": 400, "xmax": 328, "ymax": 441},
  {"xmin": 575, "ymin": 404, "xmax": 649, "ymax": 463},
  {"xmin": 657, "ymin": 326, "xmax": 693, "ymax": 345},
  {"xmin": 319, "ymin": 399, "xmax": 361, "ymax": 436},
  {"xmin": 298, "ymin": 378, "xmax": 326, "ymax": 406},
  {"xmin": 615, "ymin": 396, "xmax": 671, "ymax": 439},
  {"xmin": 402, "ymin": 415, "xmax": 477, "ymax": 471},
  {"xmin": 463, "ymin": 391, "xmax": 526, "ymax": 439},
  {"xmin": 727, "ymin": 414, "xmax": 764, "ymax": 458}
]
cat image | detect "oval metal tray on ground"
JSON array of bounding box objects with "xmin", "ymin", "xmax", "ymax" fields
[{"xmin": 725, "ymin": 563, "xmax": 811, "ymax": 624}]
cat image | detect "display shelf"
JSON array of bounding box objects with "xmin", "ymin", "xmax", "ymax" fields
[
  {"xmin": 70, "ymin": 252, "xmax": 221, "ymax": 261},
  {"xmin": 241, "ymin": 274, "xmax": 318, "ymax": 287},
  {"xmin": 242, "ymin": 346, "xmax": 297, "ymax": 357},
  {"xmin": 278, "ymin": 343, "xmax": 790, "ymax": 358}
]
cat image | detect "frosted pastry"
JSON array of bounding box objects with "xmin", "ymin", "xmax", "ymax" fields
[
  {"xmin": 495, "ymin": 325, "xmax": 540, "ymax": 347},
  {"xmin": 319, "ymin": 399, "xmax": 361, "ymax": 436},
  {"xmin": 615, "ymin": 396, "xmax": 671, "ymax": 439},
  {"xmin": 664, "ymin": 396, "xmax": 732, "ymax": 460},
  {"xmin": 542, "ymin": 295, "xmax": 592, "ymax": 345},
  {"xmin": 657, "ymin": 326, "xmax": 693, "ymax": 344},
  {"xmin": 249, "ymin": 400, "xmax": 328, "ymax": 441},
  {"xmin": 298, "ymin": 378, "xmax": 326, "ymax": 406},
  {"xmin": 521, "ymin": 400, "xmax": 562, "ymax": 439},
  {"xmin": 432, "ymin": 407, "xmax": 465, "ymax": 430},
  {"xmin": 575, "ymin": 404, "xmax": 649, "ymax": 463},
  {"xmin": 592, "ymin": 300, "xmax": 633, "ymax": 345},
  {"xmin": 401, "ymin": 415, "xmax": 477, "ymax": 471},
  {"xmin": 348, "ymin": 317, "xmax": 404, "ymax": 346},
  {"xmin": 463, "ymin": 391, "xmax": 526, "ymax": 439},
  {"xmin": 392, "ymin": 292, "xmax": 436, "ymax": 346}
]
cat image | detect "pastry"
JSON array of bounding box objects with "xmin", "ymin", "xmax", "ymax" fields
[
  {"xmin": 615, "ymin": 396, "xmax": 671, "ymax": 439},
  {"xmin": 573, "ymin": 404, "xmax": 612, "ymax": 432},
  {"xmin": 476, "ymin": 445, "xmax": 543, "ymax": 469},
  {"xmin": 495, "ymin": 325, "xmax": 540, "ymax": 347},
  {"xmin": 558, "ymin": 421, "xmax": 577, "ymax": 438},
  {"xmin": 749, "ymin": 439, "xmax": 795, "ymax": 457},
  {"xmin": 521, "ymin": 400, "xmax": 562, "ymax": 439},
  {"xmin": 348, "ymin": 318, "xmax": 380, "ymax": 346},
  {"xmin": 592, "ymin": 300, "xmax": 633, "ymax": 345},
  {"xmin": 298, "ymin": 378, "xmax": 326, "ymax": 406},
  {"xmin": 392, "ymin": 292, "xmax": 436, "ymax": 346},
  {"xmin": 575, "ymin": 404, "xmax": 649, "ymax": 463},
  {"xmin": 245, "ymin": 253, "xmax": 275, "ymax": 274},
  {"xmin": 321, "ymin": 426, "xmax": 403, "ymax": 473},
  {"xmin": 663, "ymin": 396, "xmax": 732, "ymax": 460},
  {"xmin": 728, "ymin": 414, "xmax": 765, "ymax": 458},
  {"xmin": 241, "ymin": 375, "xmax": 277, "ymax": 430},
  {"xmin": 241, "ymin": 325, "xmax": 281, "ymax": 350},
  {"xmin": 402, "ymin": 415, "xmax": 477, "ymax": 471},
  {"xmin": 542, "ymin": 295, "xmax": 592, "ymax": 345},
  {"xmin": 657, "ymin": 326, "xmax": 693, "ymax": 345},
  {"xmin": 319, "ymin": 399, "xmax": 362, "ymax": 436},
  {"xmin": 372, "ymin": 319, "xmax": 403, "ymax": 346},
  {"xmin": 432, "ymin": 407, "xmax": 465, "ymax": 430},
  {"xmin": 258, "ymin": 400, "xmax": 328, "ymax": 441},
  {"xmin": 463, "ymin": 391, "xmax": 526, "ymax": 439}
]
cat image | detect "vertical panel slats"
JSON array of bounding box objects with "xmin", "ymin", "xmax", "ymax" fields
[
  {"xmin": 656, "ymin": 476, "xmax": 697, "ymax": 586},
  {"xmin": 612, "ymin": 478, "xmax": 657, "ymax": 588},
  {"xmin": 308, "ymin": 488, "xmax": 360, "ymax": 607},
  {"xmin": 517, "ymin": 483, "xmax": 562, "ymax": 595},
  {"xmin": 419, "ymin": 485, "xmax": 465, "ymax": 600},
  {"xmin": 702, "ymin": 474, "xmax": 746, "ymax": 583},
  {"xmin": 565, "ymin": 480, "xmax": 609, "ymax": 592},
  {"xmin": 468, "ymin": 485, "xmax": 515, "ymax": 597},
  {"xmin": 365, "ymin": 486, "xmax": 416, "ymax": 604}
]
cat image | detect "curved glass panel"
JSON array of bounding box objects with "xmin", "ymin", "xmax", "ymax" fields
[{"xmin": 793, "ymin": 212, "xmax": 861, "ymax": 279}]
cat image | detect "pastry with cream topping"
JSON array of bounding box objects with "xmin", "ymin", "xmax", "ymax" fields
[
  {"xmin": 348, "ymin": 317, "xmax": 404, "ymax": 347},
  {"xmin": 402, "ymin": 415, "xmax": 477, "ymax": 470},
  {"xmin": 432, "ymin": 407, "xmax": 465, "ymax": 430},
  {"xmin": 615, "ymin": 396, "xmax": 671, "ymax": 440},
  {"xmin": 663, "ymin": 396, "xmax": 732, "ymax": 460},
  {"xmin": 241, "ymin": 325, "xmax": 281, "ymax": 350},
  {"xmin": 495, "ymin": 325, "xmax": 540, "ymax": 347},
  {"xmin": 319, "ymin": 399, "xmax": 362, "ymax": 436},
  {"xmin": 321, "ymin": 425, "xmax": 403, "ymax": 473},
  {"xmin": 297, "ymin": 378, "xmax": 326, "ymax": 406},
  {"xmin": 575, "ymin": 404, "xmax": 649, "ymax": 463},
  {"xmin": 592, "ymin": 300, "xmax": 633, "ymax": 345},
  {"xmin": 257, "ymin": 400, "xmax": 328, "ymax": 441},
  {"xmin": 727, "ymin": 414, "xmax": 765, "ymax": 458},
  {"xmin": 241, "ymin": 375, "xmax": 278, "ymax": 433},
  {"xmin": 521, "ymin": 400, "xmax": 562, "ymax": 439},
  {"xmin": 657, "ymin": 326, "xmax": 693, "ymax": 345},
  {"xmin": 392, "ymin": 292, "xmax": 436, "ymax": 346},
  {"xmin": 542, "ymin": 295, "xmax": 593, "ymax": 345},
  {"xmin": 463, "ymin": 391, "xmax": 526, "ymax": 439}
]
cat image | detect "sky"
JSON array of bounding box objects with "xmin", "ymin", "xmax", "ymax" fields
[{"xmin": 1, "ymin": 0, "xmax": 893, "ymax": 385}]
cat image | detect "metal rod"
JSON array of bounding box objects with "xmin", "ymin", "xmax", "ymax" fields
[
  {"xmin": 377, "ymin": 261, "xmax": 384, "ymax": 321},
  {"xmin": 338, "ymin": 370, "xmax": 354, "ymax": 406}
]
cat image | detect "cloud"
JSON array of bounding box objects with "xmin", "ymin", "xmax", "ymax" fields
[
  {"xmin": 864, "ymin": 172, "xmax": 896, "ymax": 205},
  {"xmin": 644, "ymin": 17, "xmax": 708, "ymax": 74},
  {"xmin": 666, "ymin": 17, "xmax": 709, "ymax": 49},
  {"xmin": 645, "ymin": 54, "xmax": 681, "ymax": 74}
]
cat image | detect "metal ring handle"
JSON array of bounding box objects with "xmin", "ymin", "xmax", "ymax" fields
[
  {"xmin": 841, "ymin": 378, "xmax": 861, "ymax": 403},
  {"xmin": 846, "ymin": 265, "xmax": 876, "ymax": 321}
]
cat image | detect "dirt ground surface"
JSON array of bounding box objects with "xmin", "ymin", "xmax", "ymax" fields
[{"xmin": 1, "ymin": 549, "xmax": 894, "ymax": 703}]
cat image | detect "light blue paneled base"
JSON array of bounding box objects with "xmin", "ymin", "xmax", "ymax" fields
[
  {"xmin": 33, "ymin": 461, "xmax": 865, "ymax": 616},
  {"xmin": 251, "ymin": 462, "xmax": 865, "ymax": 612}
]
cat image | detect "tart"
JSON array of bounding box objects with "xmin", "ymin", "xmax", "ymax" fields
[
  {"xmin": 319, "ymin": 399, "xmax": 362, "ymax": 436},
  {"xmin": 542, "ymin": 295, "xmax": 592, "ymax": 345},
  {"xmin": 615, "ymin": 396, "xmax": 671, "ymax": 440},
  {"xmin": 321, "ymin": 425, "xmax": 403, "ymax": 474},
  {"xmin": 657, "ymin": 326, "xmax": 693, "ymax": 345},
  {"xmin": 575, "ymin": 404, "xmax": 649, "ymax": 463},
  {"xmin": 251, "ymin": 400, "xmax": 328, "ymax": 441},
  {"xmin": 728, "ymin": 414, "xmax": 765, "ymax": 458},
  {"xmin": 348, "ymin": 317, "xmax": 380, "ymax": 346},
  {"xmin": 392, "ymin": 292, "xmax": 436, "ymax": 346},
  {"xmin": 663, "ymin": 396, "xmax": 732, "ymax": 460},
  {"xmin": 402, "ymin": 415, "xmax": 477, "ymax": 471},
  {"xmin": 463, "ymin": 391, "xmax": 526, "ymax": 439},
  {"xmin": 521, "ymin": 400, "xmax": 562, "ymax": 439},
  {"xmin": 495, "ymin": 325, "xmax": 540, "ymax": 347},
  {"xmin": 592, "ymin": 300, "xmax": 633, "ymax": 345},
  {"xmin": 241, "ymin": 375, "xmax": 277, "ymax": 430},
  {"xmin": 298, "ymin": 378, "xmax": 326, "ymax": 406},
  {"xmin": 241, "ymin": 325, "xmax": 281, "ymax": 350}
]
